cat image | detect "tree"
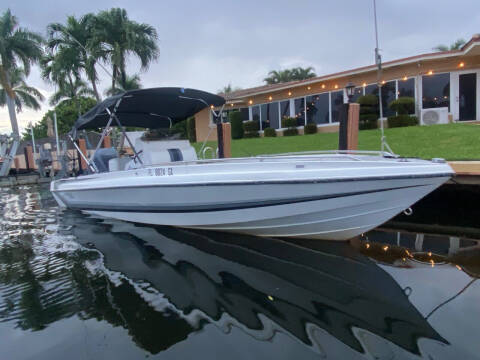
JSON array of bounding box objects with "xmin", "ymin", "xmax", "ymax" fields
[
  {"xmin": 218, "ymin": 83, "xmax": 242, "ymax": 95},
  {"xmin": 49, "ymin": 77, "xmax": 94, "ymax": 107},
  {"xmin": 0, "ymin": 67, "xmax": 44, "ymax": 112},
  {"xmin": 0, "ymin": 9, "xmax": 43, "ymax": 136},
  {"xmin": 433, "ymin": 38, "xmax": 466, "ymax": 52},
  {"xmin": 46, "ymin": 14, "xmax": 103, "ymax": 101},
  {"xmin": 264, "ymin": 67, "xmax": 316, "ymax": 85},
  {"xmin": 23, "ymin": 97, "xmax": 96, "ymax": 140},
  {"xmin": 104, "ymin": 73, "xmax": 141, "ymax": 96},
  {"xmin": 94, "ymin": 8, "xmax": 159, "ymax": 90}
]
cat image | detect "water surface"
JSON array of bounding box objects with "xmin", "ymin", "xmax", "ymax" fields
[{"xmin": 0, "ymin": 185, "xmax": 479, "ymax": 359}]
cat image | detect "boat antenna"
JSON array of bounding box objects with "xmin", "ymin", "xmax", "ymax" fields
[{"xmin": 373, "ymin": 0, "xmax": 394, "ymax": 156}]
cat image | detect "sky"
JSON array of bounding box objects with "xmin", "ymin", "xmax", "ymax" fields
[{"xmin": 1, "ymin": 0, "xmax": 480, "ymax": 134}]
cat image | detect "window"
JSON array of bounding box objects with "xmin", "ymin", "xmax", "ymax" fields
[
  {"xmin": 364, "ymin": 84, "xmax": 377, "ymax": 96},
  {"xmin": 306, "ymin": 93, "xmax": 329, "ymax": 124},
  {"xmin": 294, "ymin": 98, "xmax": 306, "ymax": 126},
  {"xmin": 252, "ymin": 105, "xmax": 260, "ymax": 125},
  {"xmin": 422, "ymin": 73, "xmax": 450, "ymax": 110},
  {"xmin": 280, "ymin": 100, "xmax": 290, "ymax": 122},
  {"xmin": 398, "ymin": 78, "xmax": 415, "ymax": 97},
  {"xmin": 381, "ymin": 81, "xmax": 396, "ymax": 117},
  {"xmin": 240, "ymin": 107, "xmax": 249, "ymax": 121},
  {"xmin": 261, "ymin": 103, "xmax": 280, "ymax": 129},
  {"xmin": 330, "ymin": 90, "xmax": 344, "ymax": 123},
  {"xmin": 398, "ymin": 78, "xmax": 415, "ymax": 114}
]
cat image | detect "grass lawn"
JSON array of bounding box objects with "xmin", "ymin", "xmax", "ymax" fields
[{"xmin": 193, "ymin": 123, "xmax": 480, "ymax": 161}]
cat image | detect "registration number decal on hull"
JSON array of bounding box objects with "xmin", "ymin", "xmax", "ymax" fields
[{"xmin": 151, "ymin": 167, "xmax": 173, "ymax": 176}]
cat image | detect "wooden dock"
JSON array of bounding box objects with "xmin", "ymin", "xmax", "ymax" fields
[{"xmin": 448, "ymin": 161, "xmax": 480, "ymax": 185}]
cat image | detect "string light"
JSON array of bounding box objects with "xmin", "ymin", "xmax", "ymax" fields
[
  {"xmin": 362, "ymin": 82, "xmax": 367, "ymax": 87},
  {"xmin": 402, "ymin": 76, "xmax": 408, "ymax": 81},
  {"xmin": 430, "ymin": 259, "xmax": 435, "ymax": 267},
  {"xmin": 334, "ymin": 84, "xmax": 338, "ymax": 89},
  {"xmin": 210, "ymin": 105, "xmax": 214, "ymax": 109},
  {"xmin": 321, "ymin": 84, "xmax": 326, "ymax": 89},
  {"xmin": 383, "ymin": 245, "xmax": 389, "ymax": 251},
  {"xmin": 249, "ymin": 100, "xmax": 253, "ymax": 105},
  {"xmin": 268, "ymin": 96, "xmax": 273, "ymax": 101},
  {"xmin": 267, "ymin": 295, "xmax": 274, "ymax": 301},
  {"xmin": 381, "ymin": 80, "xmax": 386, "ymax": 84},
  {"xmin": 459, "ymin": 62, "xmax": 465, "ymax": 68},
  {"xmin": 307, "ymin": 86, "xmax": 311, "ymax": 90},
  {"xmin": 365, "ymin": 243, "xmax": 370, "ymax": 249},
  {"xmin": 427, "ymin": 70, "xmax": 434, "ymax": 75},
  {"xmin": 288, "ymin": 91, "xmax": 292, "ymax": 96},
  {"xmin": 230, "ymin": 103, "xmax": 234, "ymax": 107},
  {"xmin": 428, "ymin": 252, "xmax": 432, "ymax": 257}
]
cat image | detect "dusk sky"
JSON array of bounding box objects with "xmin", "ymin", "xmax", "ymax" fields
[{"xmin": 1, "ymin": 0, "xmax": 479, "ymax": 134}]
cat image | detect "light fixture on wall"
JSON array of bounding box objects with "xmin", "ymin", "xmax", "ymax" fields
[
  {"xmin": 345, "ymin": 81, "xmax": 355, "ymax": 103},
  {"xmin": 459, "ymin": 62, "xmax": 465, "ymax": 68}
]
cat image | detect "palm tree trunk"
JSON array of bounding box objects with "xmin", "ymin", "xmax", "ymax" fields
[
  {"xmin": 6, "ymin": 94, "xmax": 19, "ymax": 136},
  {"xmin": 91, "ymin": 79, "xmax": 101, "ymax": 102},
  {"xmin": 112, "ymin": 64, "xmax": 117, "ymax": 90}
]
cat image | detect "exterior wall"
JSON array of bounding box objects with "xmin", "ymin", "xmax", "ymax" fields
[
  {"xmin": 195, "ymin": 108, "xmax": 217, "ymax": 142},
  {"xmin": 194, "ymin": 53, "xmax": 480, "ymax": 141}
]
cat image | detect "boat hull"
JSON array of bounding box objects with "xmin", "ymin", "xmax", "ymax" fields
[{"xmin": 51, "ymin": 155, "xmax": 452, "ymax": 240}]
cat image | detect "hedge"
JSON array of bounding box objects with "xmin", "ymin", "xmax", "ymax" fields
[
  {"xmin": 229, "ymin": 111, "xmax": 244, "ymax": 139},
  {"xmin": 304, "ymin": 123, "xmax": 317, "ymax": 134},
  {"xmin": 281, "ymin": 117, "xmax": 297, "ymax": 128},
  {"xmin": 243, "ymin": 120, "xmax": 259, "ymax": 132},
  {"xmin": 387, "ymin": 115, "xmax": 419, "ymax": 128},
  {"xmin": 264, "ymin": 127, "xmax": 276, "ymax": 137}
]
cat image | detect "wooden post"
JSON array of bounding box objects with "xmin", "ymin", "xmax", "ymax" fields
[
  {"xmin": 216, "ymin": 123, "xmax": 232, "ymax": 158},
  {"xmin": 338, "ymin": 103, "xmax": 360, "ymax": 151},
  {"xmin": 103, "ymin": 135, "xmax": 112, "ymax": 148},
  {"xmin": 77, "ymin": 138, "xmax": 88, "ymax": 170},
  {"xmin": 25, "ymin": 145, "xmax": 34, "ymax": 170},
  {"xmin": 347, "ymin": 103, "xmax": 360, "ymax": 150}
]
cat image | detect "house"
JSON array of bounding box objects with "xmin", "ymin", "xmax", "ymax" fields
[{"xmin": 194, "ymin": 34, "xmax": 480, "ymax": 142}]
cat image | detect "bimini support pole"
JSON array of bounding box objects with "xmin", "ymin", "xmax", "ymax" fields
[
  {"xmin": 69, "ymin": 133, "xmax": 97, "ymax": 173},
  {"xmin": 105, "ymin": 108, "xmax": 144, "ymax": 166}
]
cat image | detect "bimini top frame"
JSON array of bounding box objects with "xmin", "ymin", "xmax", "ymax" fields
[{"xmin": 68, "ymin": 87, "xmax": 225, "ymax": 173}]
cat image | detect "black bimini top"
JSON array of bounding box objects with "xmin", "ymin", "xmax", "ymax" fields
[{"xmin": 73, "ymin": 87, "xmax": 225, "ymax": 131}]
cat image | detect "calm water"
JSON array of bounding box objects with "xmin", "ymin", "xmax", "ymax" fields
[{"xmin": 1, "ymin": 185, "xmax": 479, "ymax": 360}]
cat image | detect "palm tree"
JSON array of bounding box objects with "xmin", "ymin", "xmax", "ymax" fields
[
  {"xmin": 0, "ymin": 67, "xmax": 44, "ymax": 112},
  {"xmin": 49, "ymin": 77, "xmax": 94, "ymax": 116},
  {"xmin": 105, "ymin": 73, "xmax": 142, "ymax": 96},
  {"xmin": 218, "ymin": 83, "xmax": 242, "ymax": 95},
  {"xmin": 0, "ymin": 9, "xmax": 43, "ymax": 136},
  {"xmin": 94, "ymin": 8, "xmax": 159, "ymax": 90},
  {"xmin": 46, "ymin": 14, "xmax": 103, "ymax": 102},
  {"xmin": 433, "ymin": 38, "xmax": 466, "ymax": 52},
  {"xmin": 264, "ymin": 67, "xmax": 316, "ymax": 84}
]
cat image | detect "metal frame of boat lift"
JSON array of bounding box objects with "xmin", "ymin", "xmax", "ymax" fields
[{"xmin": 68, "ymin": 94, "xmax": 226, "ymax": 174}]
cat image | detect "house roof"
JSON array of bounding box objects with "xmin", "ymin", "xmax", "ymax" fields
[{"xmin": 223, "ymin": 34, "xmax": 480, "ymax": 102}]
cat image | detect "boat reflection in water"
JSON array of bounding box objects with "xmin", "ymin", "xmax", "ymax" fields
[
  {"xmin": 62, "ymin": 212, "xmax": 477, "ymax": 359},
  {"xmin": 1, "ymin": 185, "xmax": 479, "ymax": 359}
]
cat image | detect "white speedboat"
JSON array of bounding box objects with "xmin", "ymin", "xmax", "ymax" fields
[{"xmin": 51, "ymin": 88, "xmax": 454, "ymax": 241}]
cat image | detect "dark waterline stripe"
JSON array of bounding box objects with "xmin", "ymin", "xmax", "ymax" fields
[{"xmin": 60, "ymin": 184, "xmax": 428, "ymax": 214}]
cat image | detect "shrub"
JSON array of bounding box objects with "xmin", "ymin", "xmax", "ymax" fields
[
  {"xmin": 243, "ymin": 120, "xmax": 259, "ymax": 132},
  {"xmin": 281, "ymin": 117, "xmax": 297, "ymax": 128},
  {"xmin": 283, "ymin": 128, "xmax": 298, "ymax": 136},
  {"xmin": 387, "ymin": 115, "xmax": 419, "ymax": 128},
  {"xmin": 264, "ymin": 127, "xmax": 276, "ymax": 137},
  {"xmin": 304, "ymin": 123, "xmax": 317, "ymax": 134},
  {"xmin": 389, "ymin": 97, "xmax": 415, "ymax": 115},
  {"xmin": 242, "ymin": 120, "xmax": 259, "ymax": 138},
  {"xmin": 187, "ymin": 116, "xmax": 196, "ymax": 143},
  {"xmin": 358, "ymin": 95, "xmax": 379, "ymax": 130},
  {"xmin": 229, "ymin": 111, "xmax": 245, "ymax": 139}
]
